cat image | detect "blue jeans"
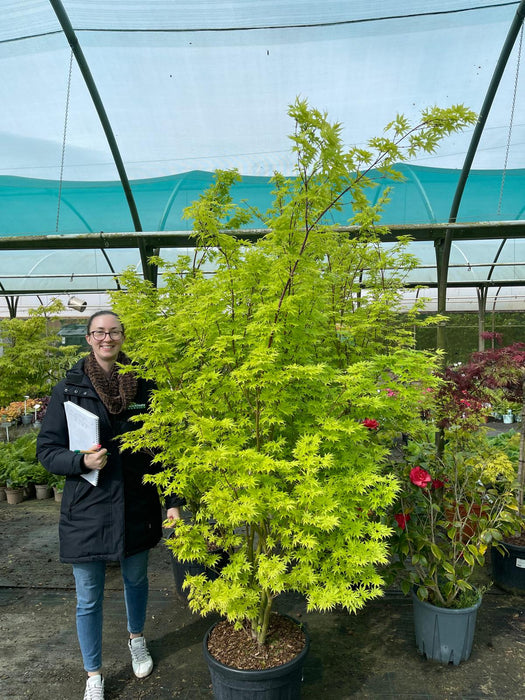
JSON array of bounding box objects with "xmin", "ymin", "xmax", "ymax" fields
[{"xmin": 72, "ymin": 550, "xmax": 150, "ymax": 672}]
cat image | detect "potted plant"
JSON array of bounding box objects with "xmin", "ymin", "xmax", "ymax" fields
[
  {"xmin": 1, "ymin": 435, "xmax": 24, "ymax": 502},
  {"xmin": 112, "ymin": 99, "xmax": 475, "ymax": 696},
  {"xmin": 440, "ymin": 342, "xmax": 525, "ymax": 592},
  {"xmin": 49, "ymin": 474, "xmax": 66, "ymax": 503},
  {"xmin": 2, "ymin": 401, "xmax": 25, "ymax": 425},
  {"xmin": 5, "ymin": 460, "xmax": 32, "ymax": 504},
  {"xmin": 0, "ymin": 432, "xmax": 41, "ymax": 501},
  {"xmin": 387, "ymin": 424, "xmax": 520, "ymax": 665},
  {"xmin": 21, "ymin": 396, "xmax": 33, "ymax": 425},
  {"xmin": 29, "ymin": 462, "xmax": 53, "ymax": 499}
]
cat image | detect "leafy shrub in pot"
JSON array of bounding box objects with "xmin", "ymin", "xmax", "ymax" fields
[
  {"xmin": 112, "ymin": 100, "xmax": 476, "ymax": 662},
  {"xmin": 388, "ymin": 428, "xmax": 520, "ymax": 608}
]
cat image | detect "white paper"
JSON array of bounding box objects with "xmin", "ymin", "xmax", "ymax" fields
[{"xmin": 64, "ymin": 402, "xmax": 100, "ymax": 486}]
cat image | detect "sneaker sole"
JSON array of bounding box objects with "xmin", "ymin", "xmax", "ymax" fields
[{"xmin": 133, "ymin": 666, "xmax": 153, "ymax": 679}]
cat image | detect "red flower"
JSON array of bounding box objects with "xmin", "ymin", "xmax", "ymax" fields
[
  {"xmin": 395, "ymin": 513, "xmax": 411, "ymax": 529},
  {"xmin": 363, "ymin": 418, "xmax": 379, "ymax": 430},
  {"xmin": 409, "ymin": 466, "xmax": 432, "ymax": 488},
  {"xmin": 432, "ymin": 478, "xmax": 445, "ymax": 489}
]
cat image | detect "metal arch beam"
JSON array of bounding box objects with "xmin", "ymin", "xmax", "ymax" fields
[
  {"xmin": 0, "ymin": 282, "xmax": 18, "ymax": 318},
  {"xmin": 3, "ymin": 221, "xmax": 525, "ymax": 252},
  {"xmin": 3, "ymin": 221, "xmax": 525, "ymax": 296},
  {"xmin": 400, "ymin": 165, "xmax": 437, "ymax": 224},
  {"xmin": 436, "ymin": 0, "xmax": 525, "ymax": 353},
  {"xmin": 2, "ymin": 273, "xmax": 525, "ymax": 298},
  {"xmin": 158, "ymin": 171, "xmax": 193, "ymax": 231},
  {"xmin": 48, "ymin": 0, "xmax": 157, "ymax": 286}
]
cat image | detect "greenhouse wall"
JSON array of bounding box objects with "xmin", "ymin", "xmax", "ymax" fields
[{"xmin": 416, "ymin": 311, "xmax": 525, "ymax": 364}]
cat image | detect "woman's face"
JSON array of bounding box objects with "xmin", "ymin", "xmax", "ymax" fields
[{"xmin": 86, "ymin": 314, "xmax": 125, "ymax": 367}]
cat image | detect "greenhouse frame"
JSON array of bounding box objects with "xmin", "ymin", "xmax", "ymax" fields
[
  {"xmin": 2, "ymin": 1, "xmax": 525, "ymax": 320},
  {"xmin": 5, "ymin": 5, "xmax": 525, "ymax": 699}
]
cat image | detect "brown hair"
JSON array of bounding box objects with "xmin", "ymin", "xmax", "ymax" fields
[{"xmin": 86, "ymin": 310, "xmax": 125, "ymax": 335}]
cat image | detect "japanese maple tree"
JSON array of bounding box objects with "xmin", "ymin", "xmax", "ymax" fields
[{"xmin": 112, "ymin": 99, "xmax": 476, "ymax": 646}]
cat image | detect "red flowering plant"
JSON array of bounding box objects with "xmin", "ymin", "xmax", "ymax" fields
[
  {"xmin": 434, "ymin": 343, "xmax": 525, "ymax": 544},
  {"xmin": 387, "ymin": 427, "xmax": 520, "ymax": 608},
  {"xmin": 448, "ymin": 343, "xmax": 525, "ymax": 512}
]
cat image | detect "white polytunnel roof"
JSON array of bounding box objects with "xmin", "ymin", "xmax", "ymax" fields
[{"xmin": 2, "ymin": 1, "xmax": 525, "ymax": 315}]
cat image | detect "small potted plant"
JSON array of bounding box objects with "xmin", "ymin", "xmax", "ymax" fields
[
  {"xmin": 29, "ymin": 462, "xmax": 53, "ymax": 499},
  {"xmin": 49, "ymin": 474, "xmax": 66, "ymax": 503},
  {"xmin": 3, "ymin": 402, "xmax": 24, "ymax": 424},
  {"xmin": 5, "ymin": 461, "xmax": 32, "ymax": 504},
  {"xmin": 0, "ymin": 432, "xmax": 41, "ymax": 499},
  {"xmin": 21, "ymin": 396, "xmax": 33, "ymax": 425},
  {"xmin": 387, "ymin": 425, "xmax": 520, "ymax": 665}
]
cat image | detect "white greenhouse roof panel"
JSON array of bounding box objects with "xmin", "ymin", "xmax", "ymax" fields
[{"xmin": 0, "ymin": 1, "xmax": 524, "ymax": 181}]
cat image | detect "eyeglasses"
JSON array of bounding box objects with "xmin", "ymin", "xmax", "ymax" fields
[{"xmin": 89, "ymin": 330, "xmax": 124, "ymax": 341}]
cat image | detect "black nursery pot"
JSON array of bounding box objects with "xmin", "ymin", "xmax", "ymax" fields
[
  {"xmin": 203, "ymin": 617, "xmax": 310, "ymax": 700},
  {"xmin": 491, "ymin": 541, "xmax": 525, "ymax": 594}
]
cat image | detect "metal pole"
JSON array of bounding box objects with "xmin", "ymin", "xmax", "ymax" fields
[
  {"xmin": 436, "ymin": 0, "xmax": 525, "ymax": 352},
  {"xmin": 48, "ymin": 0, "xmax": 156, "ymax": 284}
]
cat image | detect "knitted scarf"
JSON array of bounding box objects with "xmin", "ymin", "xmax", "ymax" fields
[{"xmin": 84, "ymin": 351, "xmax": 138, "ymax": 415}]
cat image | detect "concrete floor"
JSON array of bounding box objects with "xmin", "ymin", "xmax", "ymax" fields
[{"xmin": 1, "ymin": 493, "xmax": 525, "ymax": 700}]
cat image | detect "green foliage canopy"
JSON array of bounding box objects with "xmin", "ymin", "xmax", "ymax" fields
[{"xmin": 112, "ymin": 99, "xmax": 476, "ymax": 646}]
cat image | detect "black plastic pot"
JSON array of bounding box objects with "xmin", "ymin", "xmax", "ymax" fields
[
  {"xmin": 171, "ymin": 549, "xmax": 229, "ymax": 600},
  {"xmin": 491, "ymin": 541, "xmax": 525, "ymax": 594},
  {"xmin": 203, "ymin": 616, "xmax": 310, "ymax": 700}
]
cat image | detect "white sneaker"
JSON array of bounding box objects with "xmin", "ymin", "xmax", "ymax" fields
[
  {"xmin": 128, "ymin": 636, "xmax": 153, "ymax": 678},
  {"xmin": 83, "ymin": 674, "xmax": 104, "ymax": 700}
]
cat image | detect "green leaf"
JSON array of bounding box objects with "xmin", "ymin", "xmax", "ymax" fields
[{"xmin": 430, "ymin": 543, "xmax": 443, "ymax": 560}]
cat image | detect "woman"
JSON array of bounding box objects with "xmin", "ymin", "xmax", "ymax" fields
[{"xmin": 37, "ymin": 310, "xmax": 182, "ymax": 700}]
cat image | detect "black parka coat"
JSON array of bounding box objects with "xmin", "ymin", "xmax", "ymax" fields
[{"xmin": 37, "ymin": 357, "xmax": 182, "ymax": 563}]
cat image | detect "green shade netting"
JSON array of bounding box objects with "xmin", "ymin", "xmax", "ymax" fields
[{"xmin": 1, "ymin": 165, "xmax": 524, "ymax": 237}]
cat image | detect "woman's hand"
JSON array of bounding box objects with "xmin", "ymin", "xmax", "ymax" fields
[
  {"xmin": 82, "ymin": 446, "xmax": 108, "ymax": 471},
  {"xmin": 166, "ymin": 507, "xmax": 181, "ymax": 522}
]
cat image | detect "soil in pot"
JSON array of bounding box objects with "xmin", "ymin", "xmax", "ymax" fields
[
  {"xmin": 502, "ymin": 532, "xmax": 525, "ymax": 546},
  {"xmin": 207, "ymin": 613, "xmax": 306, "ymax": 671},
  {"xmin": 204, "ymin": 614, "xmax": 310, "ymax": 699}
]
